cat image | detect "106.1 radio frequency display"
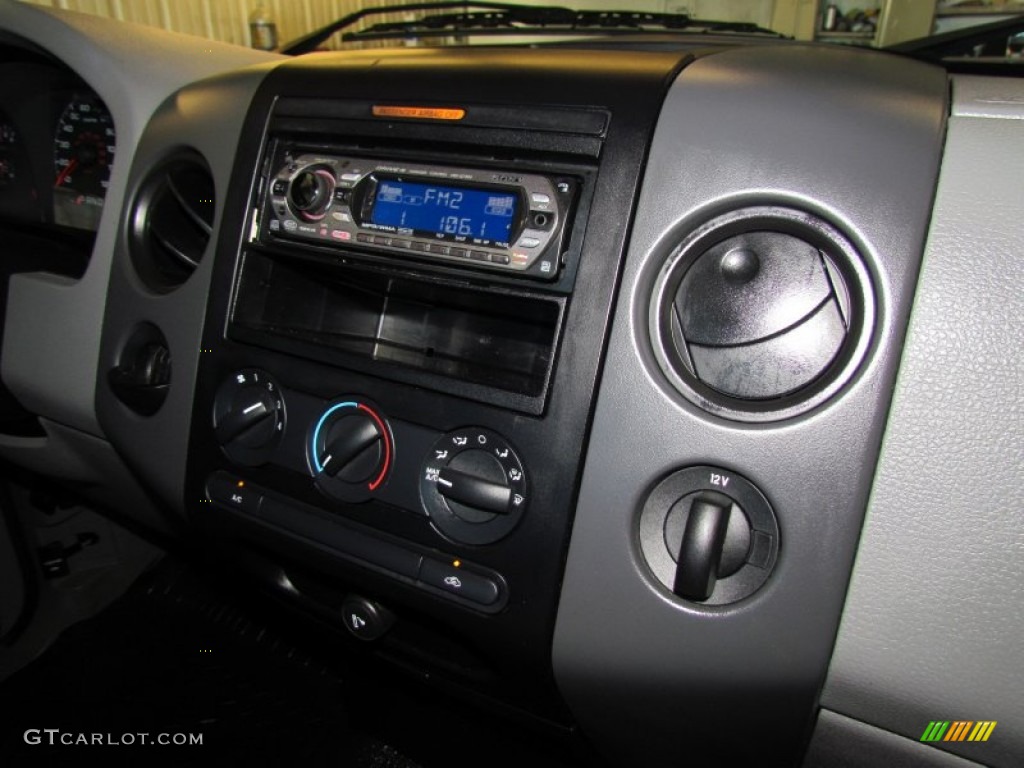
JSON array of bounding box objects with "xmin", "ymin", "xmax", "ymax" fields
[{"xmin": 369, "ymin": 179, "xmax": 518, "ymax": 246}]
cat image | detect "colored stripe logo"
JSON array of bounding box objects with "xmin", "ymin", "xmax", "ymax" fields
[{"xmin": 921, "ymin": 721, "xmax": 997, "ymax": 743}]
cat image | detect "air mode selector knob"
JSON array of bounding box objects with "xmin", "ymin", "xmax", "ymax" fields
[
  {"xmin": 437, "ymin": 450, "xmax": 512, "ymax": 520},
  {"xmin": 421, "ymin": 428, "xmax": 526, "ymax": 546}
]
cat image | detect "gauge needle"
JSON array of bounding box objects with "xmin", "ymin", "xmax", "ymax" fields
[{"xmin": 54, "ymin": 158, "xmax": 78, "ymax": 188}]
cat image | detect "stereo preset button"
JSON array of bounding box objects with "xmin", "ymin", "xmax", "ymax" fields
[
  {"xmin": 410, "ymin": 241, "xmax": 427, "ymax": 252},
  {"xmin": 357, "ymin": 233, "xmax": 372, "ymax": 244},
  {"xmin": 418, "ymin": 559, "xmax": 500, "ymax": 606},
  {"xmin": 449, "ymin": 247, "xmax": 468, "ymax": 258},
  {"xmin": 469, "ymin": 250, "xmax": 491, "ymax": 262},
  {"xmin": 393, "ymin": 239, "xmax": 411, "ymax": 249},
  {"xmin": 492, "ymin": 254, "xmax": 511, "ymax": 265}
]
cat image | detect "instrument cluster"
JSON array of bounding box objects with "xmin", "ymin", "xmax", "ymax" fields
[{"xmin": 0, "ymin": 55, "xmax": 115, "ymax": 233}]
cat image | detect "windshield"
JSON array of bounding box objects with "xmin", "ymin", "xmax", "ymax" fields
[{"xmin": 14, "ymin": 0, "xmax": 1024, "ymax": 62}]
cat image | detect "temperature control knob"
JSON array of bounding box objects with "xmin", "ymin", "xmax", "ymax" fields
[
  {"xmin": 310, "ymin": 399, "xmax": 392, "ymax": 502},
  {"xmin": 421, "ymin": 428, "xmax": 526, "ymax": 545},
  {"xmin": 213, "ymin": 369, "xmax": 285, "ymax": 466},
  {"xmin": 288, "ymin": 165, "xmax": 335, "ymax": 221}
]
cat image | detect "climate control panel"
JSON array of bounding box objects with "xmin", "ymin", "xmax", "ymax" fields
[{"xmin": 207, "ymin": 370, "xmax": 528, "ymax": 568}]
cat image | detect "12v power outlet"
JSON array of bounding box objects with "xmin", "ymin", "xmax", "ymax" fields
[
  {"xmin": 665, "ymin": 490, "xmax": 751, "ymax": 601},
  {"xmin": 639, "ymin": 466, "xmax": 779, "ymax": 605}
]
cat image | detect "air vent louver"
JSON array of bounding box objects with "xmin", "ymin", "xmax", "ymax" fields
[
  {"xmin": 130, "ymin": 152, "xmax": 214, "ymax": 291},
  {"xmin": 649, "ymin": 206, "xmax": 874, "ymax": 422}
]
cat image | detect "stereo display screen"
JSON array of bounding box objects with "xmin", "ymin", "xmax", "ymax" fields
[{"xmin": 369, "ymin": 178, "xmax": 518, "ymax": 246}]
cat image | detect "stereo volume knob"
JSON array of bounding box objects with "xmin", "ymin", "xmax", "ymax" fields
[
  {"xmin": 213, "ymin": 369, "xmax": 285, "ymax": 466},
  {"xmin": 288, "ymin": 166, "xmax": 335, "ymax": 221},
  {"xmin": 310, "ymin": 399, "xmax": 392, "ymax": 502}
]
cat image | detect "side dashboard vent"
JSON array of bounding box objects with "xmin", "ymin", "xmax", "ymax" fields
[
  {"xmin": 130, "ymin": 151, "xmax": 214, "ymax": 291},
  {"xmin": 649, "ymin": 206, "xmax": 874, "ymax": 422}
]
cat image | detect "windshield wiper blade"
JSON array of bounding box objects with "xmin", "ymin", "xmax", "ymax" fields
[
  {"xmin": 281, "ymin": 2, "xmax": 543, "ymax": 55},
  {"xmin": 346, "ymin": 10, "xmax": 782, "ymax": 42},
  {"xmin": 280, "ymin": 2, "xmax": 782, "ymax": 55}
]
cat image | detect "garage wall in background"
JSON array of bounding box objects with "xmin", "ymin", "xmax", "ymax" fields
[
  {"xmin": 25, "ymin": 0, "xmax": 941, "ymax": 48},
  {"xmin": 17, "ymin": 0, "xmax": 420, "ymax": 49},
  {"xmin": 19, "ymin": 0, "xmax": 829, "ymax": 47}
]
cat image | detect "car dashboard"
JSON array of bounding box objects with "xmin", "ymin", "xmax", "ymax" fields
[{"xmin": 0, "ymin": 3, "xmax": 1020, "ymax": 767}]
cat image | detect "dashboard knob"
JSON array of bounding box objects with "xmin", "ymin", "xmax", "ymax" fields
[
  {"xmin": 310, "ymin": 400, "xmax": 392, "ymax": 502},
  {"xmin": 668, "ymin": 492, "xmax": 751, "ymax": 601},
  {"xmin": 420, "ymin": 428, "xmax": 527, "ymax": 545},
  {"xmin": 639, "ymin": 466, "xmax": 779, "ymax": 606},
  {"xmin": 438, "ymin": 449, "xmax": 512, "ymax": 521},
  {"xmin": 288, "ymin": 166, "xmax": 335, "ymax": 220},
  {"xmin": 319, "ymin": 412, "xmax": 383, "ymax": 483},
  {"xmin": 212, "ymin": 369, "xmax": 285, "ymax": 466}
]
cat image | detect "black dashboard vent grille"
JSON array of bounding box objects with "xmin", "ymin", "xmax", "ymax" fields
[
  {"xmin": 649, "ymin": 207, "xmax": 874, "ymax": 422},
  {"xmin": 130, "ymin": 152, "xmax": 214, "ymax": 291}
]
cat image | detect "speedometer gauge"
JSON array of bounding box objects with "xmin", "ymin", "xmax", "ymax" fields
[{"xmin": 53, "ymin": 93, "xmax": 115, "ymax": 230}]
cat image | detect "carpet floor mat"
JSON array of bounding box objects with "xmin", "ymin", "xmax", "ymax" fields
[{"xmin": 0, "ymin": 557, "xmax": 424, "ymax": 767}]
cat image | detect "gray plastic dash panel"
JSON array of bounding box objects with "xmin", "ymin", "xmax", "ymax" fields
[
  {"xmin": 820, "ymin": 75, "xmax": 1024, "ymax": 768},
  {"xmin": 94, "ymin": 64, "xmax": 281, "ymax": 515},
  {"xmin": 0, "ymin": 2, "xmax": 277, "ymax": 438},
  {"xmin": 553, "ymin": 46, "xmax": 947, "ymax": 767},
  {"xmin": 803, "ymin": 710, "xmax": 985, "ymax": 768}
]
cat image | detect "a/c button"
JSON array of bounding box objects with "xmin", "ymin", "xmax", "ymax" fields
[{"xmin": 207, "ymin": 473, "xmax": 262, "ymax": 515}]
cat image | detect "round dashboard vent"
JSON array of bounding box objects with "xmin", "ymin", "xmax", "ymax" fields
[
  {"xmin": 649, "ymin": 207, "xmax": 873, "ymax": 421},
  {"xmin": 129, "ymin": 151, "xmax": 214, "ymax": 291}
]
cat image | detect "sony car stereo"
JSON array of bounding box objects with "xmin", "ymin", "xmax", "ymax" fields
[{"xmin": 257, "ymin": 142, "xmax": 579, "ymax": 281}]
